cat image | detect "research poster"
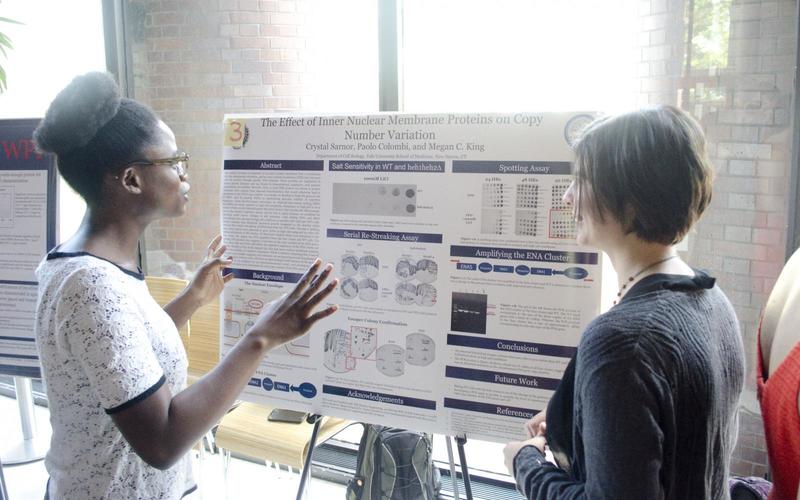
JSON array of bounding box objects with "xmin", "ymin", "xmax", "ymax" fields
[
  {"xmin": 220, "ymin": 112, "xmax": 601, "ymax": 442},
  {"xmin": 0, "ymin": 119, "xmax": 57, "ymax": 378}
]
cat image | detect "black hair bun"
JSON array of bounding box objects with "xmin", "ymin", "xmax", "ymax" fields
[{"xmin": 34, "ymin": 72, "xmax": 121, "ymax": 156}]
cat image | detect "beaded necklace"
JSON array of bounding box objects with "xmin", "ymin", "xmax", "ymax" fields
[{"xmin": 613, "ymin": 255, "xmax": 678, "ymax": 305}]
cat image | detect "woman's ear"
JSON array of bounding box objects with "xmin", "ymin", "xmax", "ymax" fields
[
  {"xmin": 120, "ymin": 166, "xmax": 143, "ymax": 194},
  {"xmin": 622, "ymin": 203, "xmax": 639, "ymax": 235}
]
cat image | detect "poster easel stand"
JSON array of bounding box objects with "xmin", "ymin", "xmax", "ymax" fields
[
  {"xmin": 454, "ymin": 435, "xmax": 474, "ymax": 500},
  {"xmin": 445, "ymin": 436, "xmax": 461, "ymax": 498},
  {"xmin": 295, "ymin": 413, "xmax": 322, "ymax": 500},
  {"xmin": 1, "ymin": 377, "xmax": 48, "ymax": 465}
]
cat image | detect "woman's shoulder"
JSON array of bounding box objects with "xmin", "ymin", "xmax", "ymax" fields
[
  {"xmin": 41, "ymin": 252, "xmax": 107, "ymax": 278},
  {"xmin": 576, "ymin": 309, "xmax": 656, "ymax": 368},
  {"xmin": 614, "ymin": 270, "xmax": 737, "ymax": 332},
  {"xmin": 38, "ymin": 252, "xmax": 141, "ymax": 297},
  {"xmin": 574, "ymin": 312, "xmax": 671, "ymax": 399},
  {"xmin": 762, "ymin": 248, "xmax": 800, "ymax": 375},
  {"xmin": 576, "ymin": 296, "xmax": 691, "ymax": 370},
  {"xmin": 577, "ymin": 275, "xmax": 741, "ymax": 382},
  {"xmin": 580, "ymin": 302, "xmax": 663, "ymax": 347}
]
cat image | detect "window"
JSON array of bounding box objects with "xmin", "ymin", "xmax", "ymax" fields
[
  {"xmin": 401, "ymin": 0, "xmax": 640, "ymax": 114},
  {"xmin": 123, "ymin": 0, "xmax": 379, "ymax": 278},
  {"xmin": 305, "ymin": 0, "xmax": 378, "ymax": 112},
  {"xmin": 118, "ymin": 0, "xmax": 795, "ymax": 481},
  {"xmin": 0, "ymin": 0, "xmax": 106, "ymax": 242}
]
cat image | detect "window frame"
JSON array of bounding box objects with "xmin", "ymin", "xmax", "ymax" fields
[{"xmin": 104, "ymin": 0, "xmax": 800, "ymax": 489}]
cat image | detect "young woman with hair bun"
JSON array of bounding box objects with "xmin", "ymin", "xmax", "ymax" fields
[{"xmin": 33, "ymin": 72, "xmax": 338, "ymax": 499}]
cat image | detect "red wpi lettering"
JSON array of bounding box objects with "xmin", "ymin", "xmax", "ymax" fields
[{"xmin": 2, "ymin": 139, "xmax": 43, "ymax": 160}]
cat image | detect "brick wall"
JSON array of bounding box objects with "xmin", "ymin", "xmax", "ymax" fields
[
  {"xmin": 126, "ymin": 0, "xmax": 314, "ymax": 277},
  {"xmin": 636, "ymin": 0, "xmax": 797, "ymax": 477},
  {"xmin": 726, "ymin": 1, "xmax": 793, "ymax": 476},
  {"xmin": 694, "ymin": 0, "xmax": 795, "ymax": 478},
  {"xmin": 635, "ymin": 0, "xmax": 687, "ymax": 107}
]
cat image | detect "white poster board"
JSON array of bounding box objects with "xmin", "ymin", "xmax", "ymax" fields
[{"xmin": 220, "ymin": 112, "xmax": 601, "ymax": 442}]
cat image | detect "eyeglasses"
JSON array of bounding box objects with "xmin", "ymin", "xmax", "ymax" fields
[{"xmin": 126, "ymin": 152, "xmax": 189, "ymax": 177}]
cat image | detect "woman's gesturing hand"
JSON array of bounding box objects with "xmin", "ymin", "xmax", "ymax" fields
[
  {"xmin": 247, "ymin": 258, "xmax": 339, "ymax": 350},
  {"xmin": 187, "ymin": 235, "xmax": 234, "ymax": 308}
]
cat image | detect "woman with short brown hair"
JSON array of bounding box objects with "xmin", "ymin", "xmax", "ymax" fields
[{"xmin": 504, "ymin": 106, "xmax": 744, "ymax": 500}]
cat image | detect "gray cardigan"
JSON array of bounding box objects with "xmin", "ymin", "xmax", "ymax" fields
[{"xmin": 514, "ymin": 271, "xmax": 745, "ymax": 500}]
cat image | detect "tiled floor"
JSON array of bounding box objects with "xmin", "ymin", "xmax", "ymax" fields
[{"xmin": 0, "ymin": 395, "xmax": 345, "ymax": 499}]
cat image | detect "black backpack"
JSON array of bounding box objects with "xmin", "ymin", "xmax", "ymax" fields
[{"xmin": 347, "ymin": 424, "xmax": 441, "ymax": 500}]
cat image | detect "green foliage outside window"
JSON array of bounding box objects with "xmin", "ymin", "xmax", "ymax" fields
[
  {"xmin": 0, "ymin": 16, "xmax": 22, "ymax": 93},
  {"xmin": 686, "ymin": 0, "xmax": 732, "ymax": 70}
]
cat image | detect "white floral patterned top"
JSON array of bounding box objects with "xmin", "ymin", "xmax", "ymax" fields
[{"xmin": 35, "ymin": 251, "xmax": 195, "ymax": 499}]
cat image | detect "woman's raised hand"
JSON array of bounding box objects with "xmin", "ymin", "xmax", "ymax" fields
[
  {"xmin": 247, "ymin": 258, "xmax": 338, "ymax": 349},
  {"xmin": 186, "ymin": 235, "xmax": 234, "ymax": 308}
]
